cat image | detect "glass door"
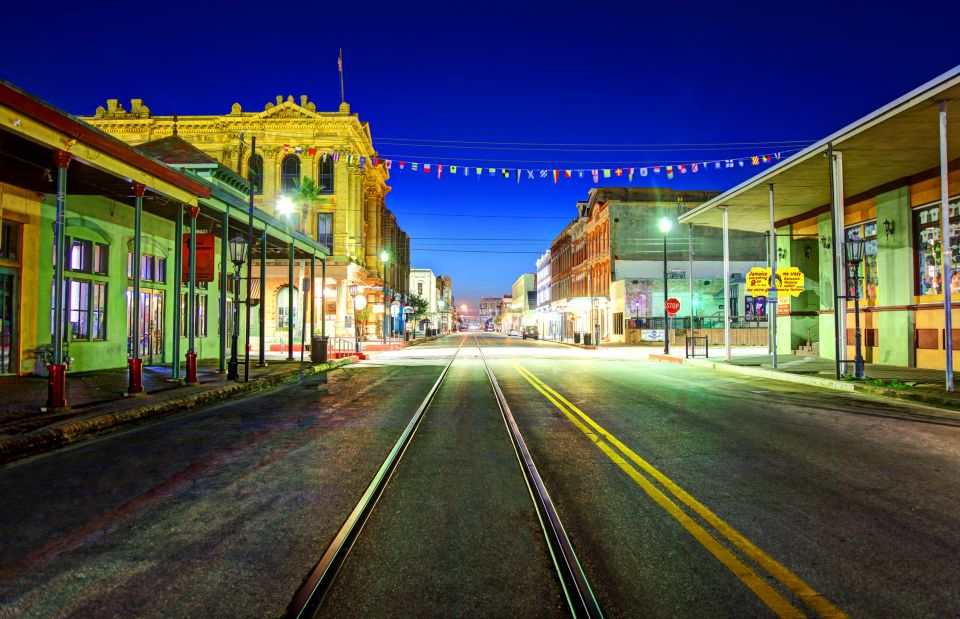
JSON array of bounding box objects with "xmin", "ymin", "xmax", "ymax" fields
[
  {"xmin": 127, "ymin": 288, "xmax": 164, "ymax": 361},
  {"xmin": 0, "ymin": 268, "xmax": 18, "ymax": 374}
]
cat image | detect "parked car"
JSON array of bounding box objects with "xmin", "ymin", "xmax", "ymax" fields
[
  {"xmin": 508, "ymin": 329, "xmax": 519, "ymax": 337},
  {"xmin": 522, "ymin": 326, "xmax": 539, "ymax": 340}
]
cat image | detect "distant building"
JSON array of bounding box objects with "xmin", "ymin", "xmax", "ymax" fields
[
  {"xmin": 510, "ymin": 273, "xmax": 537, "ymax": 332},
  {"xmin": 536, "ymin": 187, "xmax": 767, "ymax": 344},
  {"xmin": 436, "ymin": 275, "xmax": 454, "ymax": 333},
  {"xmin": 479, "ymin": 297, "xmax": 501, "ymax": 327}
]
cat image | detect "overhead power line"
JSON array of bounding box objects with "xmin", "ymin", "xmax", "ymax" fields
[{"xmin": 368, "ymin": 137, "xmax": 817, "ymax": 148}]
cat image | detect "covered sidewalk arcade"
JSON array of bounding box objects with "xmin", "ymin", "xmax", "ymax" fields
[
  {"xmin": 680, "ymin": 65, "xmax": 960, "ymax": 388},
  {"xmin": 0, "ymin": 80, "xmax": 330, "ymax": 410}
]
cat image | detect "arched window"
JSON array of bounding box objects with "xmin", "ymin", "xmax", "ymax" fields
[
  {"xmin": 248, "ymin": 154, "xmax": 263, "ymax": 195},
  {"xmin": 281, "ymin": 155, "xmax": 301, "ymax": 193},
  {"xmin": 317, "ymin": 159, "xmax": 335, "ymax": 194}
]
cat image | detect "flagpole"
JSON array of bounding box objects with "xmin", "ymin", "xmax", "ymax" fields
[{"xmin": 339, "ymin": 48, "xmax": 345, "ymax": 103}]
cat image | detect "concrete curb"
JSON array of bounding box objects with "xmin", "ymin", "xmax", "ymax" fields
[
  {"xmin": 650, "ymin": 354, "xmax": 960, "ymax": 413},
  {"xmin": 649, "ymin": 354, "xmax": 855, "ymax": 392},
  {"xmin": 0, "ymin": 357, "xmax": 356, "ymax": 465},
  {"xmin": 542, "ymin": 339, "xmax": 598, "ymax": 350},
  {"xmin": 851, "ymin": 383, "xmax": 960, "ymax": 411}
]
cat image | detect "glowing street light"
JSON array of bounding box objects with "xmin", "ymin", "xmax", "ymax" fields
[{"xmin": 277, "ymin": 195, "xmax": 295, "ymax": 215}]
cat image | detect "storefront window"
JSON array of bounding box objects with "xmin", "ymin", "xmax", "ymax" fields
[
  {"xmin": 915, "ymin": 198, "xmax": 960, "ymax": 296},
  {"xmin": 845, "ymin": 222, "xmax": 878, "ymax": 300}
]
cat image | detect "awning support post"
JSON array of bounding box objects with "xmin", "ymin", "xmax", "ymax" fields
[
  {"xmin": 769, "ymin": 183, "xmax": 778, "ymax": 369},
  {"xmin": 719, "ymin": 205, "xmax": 731, "ymax": 362},
  {"xmin": 258, "ymin": 229, "xmax": 267, "ymax": 366},
  {"xmin": 171, "ymin": 205, "xmax": 183, "ymax": 380},
  {"xmin": 829, "ymin": 146, "xmax": 847, "ymax": 378},
  {"xmin": 45, "ymin": 150, "xmax": 71, "ymax": 411},
  {"xmin": 185, "ymin": 205, "xmax": 199, "ymax": 384},
  {"xmin": 219, "ymin": 208, "xmax": 228, "ymax": 374},
  {"xmin": 126, "ymin": 183, "xmax": 146, "ymax": 395},
  {"xmin": 939, "ymin": 100, "xmax": 954, "ymax": 391},
  {"xmin": 288, "ymin": 240, "xmax": 295, "ymax": 360}
]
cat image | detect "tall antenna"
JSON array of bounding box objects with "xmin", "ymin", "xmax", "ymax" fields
[{"xmin": 338, "ymin": 48, "xmax": 345, "ymax": 103}]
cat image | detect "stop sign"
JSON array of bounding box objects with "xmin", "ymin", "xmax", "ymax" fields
[{"xmin": 665, "ymin": 297, "xmax": 681, "ymax": 317}]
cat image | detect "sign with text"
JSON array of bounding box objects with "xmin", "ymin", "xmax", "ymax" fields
[
  {"xmin": 182, "ymin": 233, "xmax": 216, "ymax": 283},
  {"xmin": 745, "ymin": 266, "xmax": 805, "ymax": 298},
  {"xmin": 640, "ymin": 329, "xmax": 665, "ymax": 342},
  {"xmin": 665, "ymin": 297, "xmax": 681, "ymax": 316}
]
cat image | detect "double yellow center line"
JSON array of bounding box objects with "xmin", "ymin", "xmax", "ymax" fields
[{"xmin": 511, "ymin": 363, "xmax": 846, "ymax": 619}]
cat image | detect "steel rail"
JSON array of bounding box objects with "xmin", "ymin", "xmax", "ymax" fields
[
  {"xmin": 286, "ymin": 335, "xmax": 469, "ymax": 618},
  {"xmin": 475, "ymin": 336, "xmax": 604, "ymax": 619}
]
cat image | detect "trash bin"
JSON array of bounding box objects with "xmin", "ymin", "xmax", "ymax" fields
[
  {"xmin": 311, "ymin": 336, "xmax": 328, "ymax": 363},
  {"xmin": 583, "ymin": 333, "xmax": 592, "ymax": 346},
  {"xmin": 574, "ymin": 332, "xmax": 581, "ymax": 344}
]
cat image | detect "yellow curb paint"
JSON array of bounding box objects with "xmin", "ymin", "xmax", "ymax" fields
[{"xmin": 512, "ymin": 363, "xmax": 847, "ymax": 619}]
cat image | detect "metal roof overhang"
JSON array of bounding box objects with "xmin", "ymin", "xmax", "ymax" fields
[
  {"xmin": 680, "ymin": 65, "xmax": 960, "ymax": 231},
  {"xmin": 0, "ymin": 82, "xmax": 209, "ymax": 205}
]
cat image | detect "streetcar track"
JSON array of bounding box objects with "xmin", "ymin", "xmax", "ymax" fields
[{"xmin": 286, "ymin": 335, "xmax": 602, "ymax": 619}]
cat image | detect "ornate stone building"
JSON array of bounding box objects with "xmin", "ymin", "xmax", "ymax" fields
[{"xmin": 82, "ymin": 95, "xmax": 409, "ymax": 340}]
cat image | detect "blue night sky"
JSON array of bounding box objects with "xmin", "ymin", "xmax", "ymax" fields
[{"xmin": 5, "ymin": 0, "xmax": 959, "ymax": 307}]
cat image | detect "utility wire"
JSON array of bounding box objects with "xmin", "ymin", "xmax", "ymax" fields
[{"xmin": 373, "ymin": 137, "xmax": 816, "ymax": 147}]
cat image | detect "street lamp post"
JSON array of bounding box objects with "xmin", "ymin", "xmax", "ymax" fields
[
  {"xmin": 659, "ymin": 216, "xmax": 672, "ymax": 355},
  {"xmin": 227, "ymin": 236, "xmax": 247, "ymax": 380},
  {"xmin": 846, "ymin": 233, "xmax": 866, "ymax": 379},
  {"xmin": 381, "ymin": 250, "xmax": 390, "ymax": 345}
]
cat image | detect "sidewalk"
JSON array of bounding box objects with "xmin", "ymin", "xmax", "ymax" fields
[
  {"xmin": 0, "ymin": 356, "xmax": 357, "ymax": 465},
  {"xmin": 649, "ymin": 348, "xmax": 960, "ymax": 413}
]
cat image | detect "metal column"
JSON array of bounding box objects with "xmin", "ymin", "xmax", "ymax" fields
[
  {"xmin": 258, "ymin": 228, "xmax": 266, "ymax": 366},
  {"xmin": 172, "ymin": 205, "xmax": 182, "ymax": 380},
  {"xmin": 940, "ymin": 100, "xmax": 954, "ymax": 391},
  {"xmin": 663, "ymin": 234, "xmax": 669, "ymax": 355},
  {"xmin": 127, "ymin": 183, "xmax": 146, "ymax": 394},
  {"xmin": 321, "ymin": 258, "xmax": 327, "ymax": 338},
  {"xmin": 288, "ymin": 240, "xmax": 295, "ymax": 360},
  {"xmin": 769, "ymin": 183, "xmax": 778, "ymax": 369},
  {"xmin": 829, "ymin": 146, "xmax": 847, "ymax": 378},
  {"xmin": 185, "ymin": 207, "xmax": 199, "ymax": 384},
  {"xmin": 46, "ymin": 150, "xmax": 71, "ymax": 410},
  {"xmin": 219, "ymin": 209, "xmax": 228, "ymax": 373},
  {"xmin": 310, "ymin": 253, "xmax": 316, "ymax": 343},
  {"xmin": 688, "ymin": 223, "xmax": 695, "ymax": 338},
  {"xmin": 718, "ymin": 206, "xmax": 731, "ymax": 362},
  {"xmin": 244, "ymin": 136, "xmax": 256, "ymax": 382}
]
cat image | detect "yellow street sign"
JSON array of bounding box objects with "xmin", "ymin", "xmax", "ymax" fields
[{"xmin": 745, "ymin": 266, "xmax": 805, "ymax": 298}]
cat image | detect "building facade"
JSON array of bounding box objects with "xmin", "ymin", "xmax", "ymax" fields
[
  {"xmin": 82, "ymin": 95, "xmax": 409, "ymax": 342},
  {"xmin": 0, "ymin": 80, "xmax": 331, "ymax": 416},
  {"xmin": 536, "ymin": 187, "xmax": 766, "ymax": 344},
  {"xmin": 510, "ymin": 273, "xmax": 536, "ymax": 333},
  {"xmin": 436, "ymin": 275, "xmax": 454, "ymax": 333},
  {"xmin": 478, "ymin": 297, "xmax": 502, "ymax": 328},
  {"xmin": 681, "ymin": 66, "xmax": 960, "ymax": 372}
]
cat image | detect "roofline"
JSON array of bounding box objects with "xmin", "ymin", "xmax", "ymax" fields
[
  {"xmin": 0, "ymin": 80, "xmax": 210, "ymax": 199},
  {"xmin": 679, "ymin": 63, "xmax": 960, "ymax": 224}
]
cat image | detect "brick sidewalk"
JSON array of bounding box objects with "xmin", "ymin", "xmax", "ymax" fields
[{"xmin": 0, "ymin": 357, "xmax": 356, "ymax": 462}]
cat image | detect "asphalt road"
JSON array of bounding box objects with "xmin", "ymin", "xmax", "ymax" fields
[{"xmin": 0, "ymin": 333, "xmax": 958, "ymax": 617}]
